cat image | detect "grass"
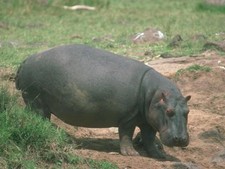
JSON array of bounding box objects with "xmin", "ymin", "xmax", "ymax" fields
[
  {"xmin": 197, "ymin": 2, "xmax": 225, "ymax": 13},
  {"xmin": 0, "ymin": 0, "xmax": 225, "ymax": 67},
  {"xmin": 176, "ymin": 64, "xmax": 212, "ymax": 76},
  {"xmin": 0, "ymin": 87, "xmax": 118, "ymax": 168}
]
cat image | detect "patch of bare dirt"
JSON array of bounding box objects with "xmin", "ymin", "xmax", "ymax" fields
[
  {"xmin": 2, "ymin": 51, "xmax": 225, "ymax": 169},
  {"xmin": 0, "ymin": 67, "xmax": 17, "ymax": 93}
]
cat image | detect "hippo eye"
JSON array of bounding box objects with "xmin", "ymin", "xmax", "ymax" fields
[{"xmin": 166, "ymin": 108, "xmax": 175, "ymax": 117}]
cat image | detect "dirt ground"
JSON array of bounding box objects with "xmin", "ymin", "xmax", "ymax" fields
[{"xmin": 3, "ymin": 50, "xmax": 225, "ymax": 169}]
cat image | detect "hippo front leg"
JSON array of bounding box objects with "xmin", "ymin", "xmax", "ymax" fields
[
  {"xmin": 119, "ymin": 121, "xmax": 139, "ymax": 156},
  {"xmin": 140, "ymin": 124, "xmax": 167, "ymax": 159}
]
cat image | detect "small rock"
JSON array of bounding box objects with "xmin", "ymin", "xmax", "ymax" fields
[
  {"xmin": 160, "ymin": 52, "xmax": 174, "ymax": 58},
  {"xmin": 168, "ymin": 35, "xmax": 183, "ymax": 48},
  {"xmin": 211, "ymin": 149, "xmax": 225, "ymax": 165},
  {"xmin": 198, "ymin": 126, "xmax": 225, "ymax": 141},
  {"xmin": 108, "ymin": 152, "xmax": 119, "ymax": 155},
  {"xmin": 132, "ymin": 28, "xmax": 165, "ymax": 44},
  {"xmin": 203, "ymin": 40, "xmax": 225, "ymax": 52},
  {"xmin": 144, "ymin": 50, "xmax": 153, "ymax": 56},
  {"xmin": 171, "ymin": 162, "xmax": 202, "ymax": 169},
  {"xmin": 124, "ymin": 166, "xmax": 132, "ymax": 169}
]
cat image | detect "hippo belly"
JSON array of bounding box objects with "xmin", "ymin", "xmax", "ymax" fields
[{"xmin": 16, "ymin": 44, "xmax": 150, "ymax": 127}]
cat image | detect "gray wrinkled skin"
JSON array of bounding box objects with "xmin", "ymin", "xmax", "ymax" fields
[{"xmin": 16, "ymin": 44, "xmax": 191, "ymax": 159}]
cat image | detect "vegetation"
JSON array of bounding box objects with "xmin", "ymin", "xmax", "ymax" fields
[
  {"xmin": 0, "ymin": 87, "xmax": 118, "ymax": 168},
  {"xmin": 176, "ymin": 64, "xmax": 212, "ymax": 77},
  {"xmin": 0, "ymin": 0, "xmax": 224, "ymax": 168},
  {"xmin": 197, "ymin": 1, "xmax": 225, "ymax": 13}
]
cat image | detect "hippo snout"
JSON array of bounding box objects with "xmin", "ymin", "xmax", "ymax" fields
[
  {"xmin": 160, "ymin": 130, "xmax": 189, "ymax": 147},
  {"xmin": 172, "ymin": 134, "xmax": 189, "ymax": 147}
]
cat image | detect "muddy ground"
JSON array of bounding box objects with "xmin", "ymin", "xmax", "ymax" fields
[{"xmin": 3, "ymin": 51, "xmax": 225, "ymax": 169}]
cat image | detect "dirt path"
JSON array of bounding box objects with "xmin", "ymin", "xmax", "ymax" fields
[{"xmin": 51, "ymin": 51, "xmax": 225, "ymax": 169}]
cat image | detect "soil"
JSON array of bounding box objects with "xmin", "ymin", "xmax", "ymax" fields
[{"xmin": 2, "ymin": 50, "xmax": 225, "ymax": 169}]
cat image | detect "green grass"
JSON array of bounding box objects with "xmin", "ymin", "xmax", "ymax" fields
[
  {"xmin": 197, "ymin": 2, "xmax": 225, "ymax": 13},
  {"xmin": 0, "ymin": 0, "xmax": 225, "ymax": 67},
  {"xmin": 176, "ymin": 64, "xmax": 212, "ymax": 76},
  {"xmin": 0, "ymin": 87, "xmax": 118, "ymax": 168}
]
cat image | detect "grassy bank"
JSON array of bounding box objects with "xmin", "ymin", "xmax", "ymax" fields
[{"xmin": 0, "ymin": 87, "xmax": 118, "ymax": 168}]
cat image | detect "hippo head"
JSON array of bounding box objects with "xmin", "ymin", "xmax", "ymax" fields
[{"xmin": 147, "ymin": 90, "xmax": 191, "ymax": 147}]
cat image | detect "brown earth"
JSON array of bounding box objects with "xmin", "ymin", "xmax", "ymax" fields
[{"xmin": 2, "ymin": 51, "xmax": 225, "ymax": 169}]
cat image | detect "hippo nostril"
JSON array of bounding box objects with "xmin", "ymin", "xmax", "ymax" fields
[
  {"xmin": 173, "ymin": 136, "xmax": 186, "ymax": 143},
  {"xmin": 181, "ymin": 136, "xmax": 189, "ymax": 144},
  {"xmin": 181, "ymin": 137, "xmax": 187, "ymax": 142},
  {"xmin": 173, "ymin": 136, "xmax": 188, "ymax": 145}
]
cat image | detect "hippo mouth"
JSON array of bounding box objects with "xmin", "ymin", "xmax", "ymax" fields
[{"xmin": 159, "ymin": 129, "xmax": 189, "ymax": 147}]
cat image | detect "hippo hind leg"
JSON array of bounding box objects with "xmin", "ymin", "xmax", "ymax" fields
[{"xmin": 22, "ymin": 91, "xmax": 51, "ymax": 120}]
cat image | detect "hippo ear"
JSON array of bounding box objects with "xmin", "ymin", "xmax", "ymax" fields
[
  {"xmin": 162, "ymin": 92, "xmax": 168, "ymax": 102},
  {"xmin": 185, "ymin": 95, "xmax": 191, "ymax": 102},
  {"xmin": 159, "ymin": 92, "xmax": 167, "ymax": 105}
]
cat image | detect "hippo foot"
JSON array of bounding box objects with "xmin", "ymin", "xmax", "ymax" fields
[
  {"xmin": 133, "ymin": 133, "xmax": 164, "ymax": 151},
  {"xmin": 147, "ymin": 146, "xmax": 180, "ymax": 161},
  {"xmin": 120, "ymin": 146, "xmax": 139, "ymax": 156},
  {"xmin": 147, "ymin": 147, "xmax": 167, "ymax": 160},
  {"xmin": 133, "ymin": 133, "xmax": 180, "ymax": 161}
]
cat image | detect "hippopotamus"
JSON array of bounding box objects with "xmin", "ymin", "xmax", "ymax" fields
[{"xmin": 15, "ymin": 44, "xmax": 191, "ymax": 159}]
